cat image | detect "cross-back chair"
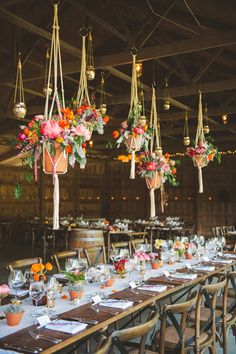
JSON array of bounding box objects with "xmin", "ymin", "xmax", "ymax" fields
[
  {"xmin": 51, "ymin": 250, "xmax": 80, "ymax": 273},
  {"xmin": 6, "ymin": 257, "xmax": 42, "ymax": 272}
]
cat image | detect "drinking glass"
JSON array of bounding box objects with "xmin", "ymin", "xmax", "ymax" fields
[
  {"xmin": 99, "ymin": 269, "xmax": 110, "ymax": 298},
  {"xmin": 110, "ymin": 249, "xmax": 119, "ymax": 264},
  {"xmin": 65, "ymin": 258, "xmax": 80, "ymax": 272},
  {"xmin": 8, "ymin": 270, "xmax": 24, "ymax": 299},
  {"xmin": 29, "ymin": 281, "xmax": 45, "ymax": 307},
  {"xmin": 24, "ymin": 270, "xmax": 33, "ymax": 288}
]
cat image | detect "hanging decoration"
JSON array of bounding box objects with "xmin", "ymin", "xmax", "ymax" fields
[
  {"xmin": 137, "ymin": 85, "xmax": 179, "ymax": 217},
  {"xmin": 43, "ymin": 48, "xmax": 52, "ymax": 97},
  {"xmin": 183, "ymin": 111, "xmax": 190, "ymax": 146},
  {"xmin": 203, "ymin": 103, "xmax": 210, "ymax": 134},
  {"xmin": 99, "ymin": 72, "xmax": 107, "ymax": 114},
  {"xmin": 163, "ymin": 78, "xmax": 170, "ymax": 111},
  {"xmin": 112, "ymin": 48, "xmax": 152, "ymax": 179},
  {"xmin": 186, "ymin": 91, "xmax": 221, "ymax": 193},
  {"xmin": 221, "ymin": 114, "xmax": 228, "ymax": 124},
  {"xmin": 86, "ymin": 27, "xmax": 95, "ymax": 81},
  {"xmin": 13, "ymin": 54, "xmax": 27, "ymax": 119}
]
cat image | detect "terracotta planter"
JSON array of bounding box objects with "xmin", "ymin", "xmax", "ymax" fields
[
  {"xmin": 43, "ymin": 146, "xmax": 67, "ymax": 174},
  {"xmin": 145, "ymin": 172, "xmax": 162, "ymax": 190},
  {"xmin": 125, "ymin": 135, "xmax": 142, "ymax": 151},
  {"xmin": 69, "ymin": 290, "xmax": 84, "ymax": 300},
  {"xmin": 105, "ymin": 278, "xmax": 115, "ymax": 287},
  {"xmin": 151, "ymin": 261, "xmax": 161, "ymax": 270},
  {"xmin": 185, "ymin": 253, "xmax": 192, "ymax": 260},
  {"xmin": 5, "ymin": 311, "xmax": 24, "ymax": 326},
  {"xmin": 193, "ymin": 154, "xmax": 208, "ymax": 168}
]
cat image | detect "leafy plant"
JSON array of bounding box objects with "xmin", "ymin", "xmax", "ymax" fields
[
  {"xmin": 63, "ymin": 270, "xmax": 85, "ymax": 284},
  {"xmin": 5, "ymin": 304, "xmax": 23, "ymax": 314}
]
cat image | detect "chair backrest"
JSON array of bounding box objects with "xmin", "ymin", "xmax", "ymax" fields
[
  {"xmin": 158, "ymin": 292, "xmax": 198, "ymax": 354},
  {"xmin": 111, "ymin": 241, "xmax": 131, "ymax": 256},
  {"xmin": 84, "ymin": 245, "xmax": 107, "ymax": 266},
  {"xmin": 95, "ymin": 336, "xmax": 112, "ymax": 354},
  {"xmin": 112, "ymin": 311, "xmax": 158, "ymax": 354},
  {"xmin": 52, "ymin": 250, "xmax": 80, "ymax": 273},
  {"xmin": 131, "ymin": 238, "xmax": 148, "ymax": 253},
  {"xmin": 225, "ymin": 271, "xmax": 236, "ymax": 312},
  {"xmin": 195, "ymin": 276, "xmax": 227, "ymax": 353},
  {"xmin": 6, "ymin": 257, "xmax": 42, "ymax": 272},
  {"xmin": 215, "ymin": 226, "xmax": 223, "ymax": 237}
]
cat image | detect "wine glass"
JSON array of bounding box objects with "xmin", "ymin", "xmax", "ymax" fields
[
  {"xmin": 8, "ymin": 270, "xmax": 24, "ymax": 299},
  {"xmin": 98, "ymin": 269, "xmax": 110, "ymax": 298},
  {"xmin": 65, "ymin": 258, "xmax": 79, "ymax": 272},
  {"xmin": 29, "ymin": 281, "xmax": 45, "ymax": 308},
  {"xmin": 24, "ymin": 270, "xmax": 33, "ymax": 288},
  {"xmin": 110, "ymin": 249, "xmax": 119, "ymax": 264}
]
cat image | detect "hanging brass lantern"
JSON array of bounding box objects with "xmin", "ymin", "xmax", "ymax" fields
[
  {"xmin": 138, "ymin": 115, "xmax": 147, "ymax": 127},
  {"xmin": 86, "ymin": 29, "xmax": 95, "ymax": 81},
  {"xmin": 203, "ymin": 103, "xmax": 210, "ymax": 134},
  {"xmin": 183, "ymin": 136, "xmax": 190, "ymax": 146},
  {"xmin": 155, "ymin": 147, "xmax": 163, "ymax": 156},
  {"xmin": 13, "ymin": 55, "xmax": 27, "ymax": 118},
  {"xmin": 99, "ymin": 103, "xmax": 107, "ymax": 115},
  {"xmin": 203, "ymin": 125, "xmax": 210, "ymax": 134},
  {"xmin": 183, "ymin": 111, "xmax": 190, "ymax": 146},
  {"xmin": 99, "ymin": 72, "xmax": 107, "ymax": 114},
  {"xmin": 163, "ymin": 79, "xmax": 170, "ymax": 111},
  {"xmin": 43, "ymin": 48, "xmax": 53, "ymax": 96}
]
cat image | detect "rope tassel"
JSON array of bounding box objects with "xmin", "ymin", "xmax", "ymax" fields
[
  {"xmin": 53, "ymin": 173, "xmax": 60, "ymax": 230},
  {"xmin": 198, "ymin": 166, "xmax": 204, "ymax": 193},
  {"xmin": 150, "ymin": 189, "xmax": 156, "ymax": 218},
  {"xmin": 130, "ymin": 151, "xmax": 136, "ymax": 179}
]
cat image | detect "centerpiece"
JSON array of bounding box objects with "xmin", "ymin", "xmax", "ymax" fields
[
  {"xmin": 114, "ymin": 259, "xmax": 126, "ymax": 278},
  {"xmin": 5, "ymin": 303, "xmax": 24, "ymax": 326},
  {"xmin": 63, "ymin": 270, "xmax": 85, "ymax": 300},
  {"xmin": 133, "ymin": 251, "xmax": 153, "ymax": 275},
  {"xmin": 184, "ymin": 242, "xmax": 193, "ymax": 259},
  {"xmin": 30, "ymin": 262, "xmax": 53, "ymax": 282},
  {"xmin": 173, "ymin": 240, "xmax": 185, "ymax": 260}
]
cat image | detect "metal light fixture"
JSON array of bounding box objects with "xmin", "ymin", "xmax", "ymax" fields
[
  {"xmin": 163, "ymin": 78, "xmax": 170, "ymax": 111},
  {"xmin": 135, "ymin": 62, "xmax": 143, "ymax": 78},
  {"xmin": 13, "ymin": 54, "xmax": 27, "ymax": 118},
  {"xmin": 86, "ymin": 27, "xmax": 95, "ymax": 80},
  {"xmin": 222, "ymin": 114, "xmax": 228, "ymax": 124}
]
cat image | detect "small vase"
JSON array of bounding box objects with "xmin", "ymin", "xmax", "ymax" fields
[
  {"xmin": 43, "ymin": 145, "xmax": 67, "ymax": 174},
  {"xmin": 5, "ymin": 311, "xmax": 24, "ymax": 326},
  {"xmin": 185, "ymin": 253, "xmax": 192, "ymax": 260},
  {"xmin": 151, "ymin": 261, "xmax": 160, "ymax": 270},
  {"xmin": 145, "ymin": 172, "xmax": 162, "ymax": 190},
  {"xmin": 69, "ymin": 290, "xmax": 84, "ymax": 300}
]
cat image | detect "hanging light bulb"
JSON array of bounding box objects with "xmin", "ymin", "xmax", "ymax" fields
[
  {"xmin": 135, "ymin": 62, "xmax": 143, "ymax": 78},
  {"xmin": 99, "ymin": 72, "xmax": 107, "ymax": 114},
  {"xmin": 89, "ymin": 140, "xmax": 93, "ymax": 148},
  {"xmin": 163, "ymin": 78, "xmax": 170, "ymax": 111},
  {"xmin": 183, "ymin": 111, "xmax": 190, "ymax": 146},
  {"xmin": 203, "ymin": 103, "xmax": 210, "ymax": 134},
  {"xmin": 13, "ymin": 54, "xmax": 27, "ymax": 118},
  {"xmin": 43, "ymin": 48, "xmax": 53, "ymax": 96},
  {"xmin": 86, "ymin": 27, "xmax": 95, "ymax": 80},
  {"xmin": 222, "ymin": 114, "xmax": 228, "ymax": 124}
]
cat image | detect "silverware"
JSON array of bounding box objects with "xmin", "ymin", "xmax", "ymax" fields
[
  {"xmin": 28, "ymin": 329, "xmax": 62, "ymax": 344},
  {"xmin": 62, "ymin": 317, "xmax": 98, "ymax": 325},
  {"xmin": 1, "ymin": 343, "xmax": 42, "ymax": 353},
  {"xmin": 89, "ymin": 305, "xmax": 119, "ymax": 315}
]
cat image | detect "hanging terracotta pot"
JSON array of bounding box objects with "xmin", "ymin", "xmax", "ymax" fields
[
  {"xmin": 192, "ymin": 155, "xmax": 208, "ymax": 168},
  {"xmin": 145, "ymin": 171, "xmax": 162, "ymax": 189},
  {"xmin": 43, "ymin": 145, "xmax": 67, "ymax": 174},
  {"xmin": 125, "ymin": 135, "xmax": 143, "ymax": 151}
]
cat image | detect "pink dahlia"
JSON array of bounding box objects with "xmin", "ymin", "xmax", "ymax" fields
[{"xmin": 40, "ymin": 119, "xmax": 62, "ymax": 139}]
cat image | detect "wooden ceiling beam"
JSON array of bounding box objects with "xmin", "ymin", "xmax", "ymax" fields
[
  {"xmin": 192, "ymin": 48, "xmax": 224, "ymax": 84},
  {"xmin": 0, "ymin": 0, "xmax": 24, "ymax": 7}
]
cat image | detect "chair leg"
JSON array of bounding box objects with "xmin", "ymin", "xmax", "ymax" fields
[{"xmin": 222, "ymin": 325, "xmax": 227, "ymax": 354}]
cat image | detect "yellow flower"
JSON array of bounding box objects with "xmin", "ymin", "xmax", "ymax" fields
[
  {"xmin": 154, "ymin": 239, "xmax": 163, "ymax": 249},
  {"xmin": 56, "ymin": 137, "xmax": 64, "ymax": 143}
]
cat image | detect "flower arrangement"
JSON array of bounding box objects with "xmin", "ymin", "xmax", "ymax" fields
[
  {"xmin": 17, "ymin": 99, "xmax": 109, "ymax": 174},
  {"xmin": 133, "ymin": 251, "xmax": 153, "ymax": 261},
  {"xmin": 5, "ymin": 304, "xmax": 24, "ymax": 326},
  {"xmin": 30, "ymin": 262, "xmax": 53, "ymax": 282},
  {"xmin": 63, "ymin": 270, "xmax": 85, "ymax": 285},
  {"xmin": 114, "ymin": 259, "xmax": 126, "ymax": 277},
  {"xmin": 154, "ymin": 239, "xmax": 164, "ymax": 250},
  {"xmin": 184, "ymin": 242, "xmax": 192, "ymax": 254},
  {"xmin": 187, "ymin": 138, "xmax": 221, "ymax": 165},
  {"xmin": 173, "ymin": 240, "xmax": 185, "ymax": 256},
  {"xmin": 112, "ymin": 105, "xmax": 152, "ymax": 150},
  {"xmin": 137, "ymin": 152, "xmax": 179, "ymax": 187}
]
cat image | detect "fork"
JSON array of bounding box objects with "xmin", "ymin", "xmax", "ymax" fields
[
  {"xmin": 28, "ymin": 329, "xmax": 62, "ymax": 344},
  {"xmin": 89, "ymin": 305, "xmax": 119, "ymax": 315}
]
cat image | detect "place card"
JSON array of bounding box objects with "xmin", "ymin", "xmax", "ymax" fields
[
  {"xmin": 203, "ymin": 256, "xmax": 210, "ymax": 262},
  {"xmin": 163, "ymin": 270, "xmax": 170, "ymax": 277},
  {"xmin": 37, "ymin": 314, "xmax": 51, "ymax": 327},
  {"xmin": 185, "ymin": 263, "xmax": 191, "ymax": 269},
  {"xmin": 129, "ymin": 281, "xmax": 137, "ymax": 289},
  {"xmin": 92, "ymin": 295, "xmax": 102, "ymax": 304}
]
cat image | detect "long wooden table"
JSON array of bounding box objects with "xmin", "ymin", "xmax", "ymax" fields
[{"xmin": 0, "ymin": 253, "xmax": 235, "ymax": 354}]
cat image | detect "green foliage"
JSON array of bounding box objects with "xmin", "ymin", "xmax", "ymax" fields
[
  {"xmin": 5, "ymin": 304, "xmax": 23, "ymax": 314},
  {"xmin": 13, "ymin": 182, "xmax": 23, "ymax": 200},
  {"xmin": 63, "ymin": 270, "xmax": 85, "ymax": 284}
]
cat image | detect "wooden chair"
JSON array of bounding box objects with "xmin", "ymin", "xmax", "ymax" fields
[
  {"xmin": 84, "ymin": 245, "xmax": 107, "ymax": 266},
  {"xmin": 234, "ymin": 243, "xmax": 236, "ymax": 252},
  {"xmin": 111, "ymin": 311, "xmax": 158, "ymax": 354},
  {"xmin": 131, "ymin": 238, "xmax": 148, "ymax": 253},
  {"xmin": 51, "ymin": 250, "xmax": 80, "ymax": 273},
  {"xmin": 151, "ymin": 292, "xmax": 198, "ymax": 354},
  {"xmin": 111, "ymin": 241, "xmax": 131, "ymax": 257},
  {"xmin": 95, "ymin": 336, "xmax": 112, "ymax": 354},
  {"xmin": 6, "ymin": 257, "xmax": 42, "ymax": 272},
  {"xmin": 215, "ymin": 271, "xmax": 236, "ymax": 354}
]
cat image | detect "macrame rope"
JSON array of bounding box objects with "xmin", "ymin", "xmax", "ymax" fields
[
  {"xmin": 14, "ymin": 58, "xmax": 25, "ymax": 104},
  {"xmin": 149, "ymin": 85, "xmax": 161, "ymax": 152},
  {"xmin": 150, "ymin": 189, "xmax": 156, "ymax": 218},
  {"xmin": 76, "ymin": 35, "xmax": 91, "ymax": 106},
  {"xmin": 129, "ymin": 53, "xmax": 138, "ymax": 113},
  {"xmin": 195, "ymin": 91, "xmax": 205, "ymax": 146}
]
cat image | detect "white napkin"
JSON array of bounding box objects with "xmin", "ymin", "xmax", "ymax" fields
[
  {"xmin": 137, "ymin": 285, "xmax": 167, "ymax": 292},
  {"xmin": 211, "ymin": 259, "xmax": 233, "ymax": 264},
  {"xmin": 193, "ymin": 265, "xmax": 215, "ymax": 271},
  {"xmin": 0, "ymin": 350, "xmax": 21, "ymax": 354},
  {"xmin": 99, "ymin": 299, "xmax": 133, "ymax": 309},
  {"xmin": 53, "ymin": 273, "xmax": 67, "ymax": 279},
  {"xmin": 170, "ymin": 273, "xmax": 197, "ymax": 280},
  {"xmin": 8, "ymin": 289, "xmax": 29, "ymax": 296},
  {"xmin": 223, "ymin": 254, "xmax": 236, "ymax": 259},
  {"xmin": 45, "ymin": 319, "xmax": 87, "ymax": 334}
]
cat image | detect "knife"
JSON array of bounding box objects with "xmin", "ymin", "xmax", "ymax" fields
[
  {"xmin": 62, "ymin": 317, "xmax": 98, "ymax": 325},
  {"xmin": 1, "ymin": 343, "xmax": 42, "ymax": 353}
]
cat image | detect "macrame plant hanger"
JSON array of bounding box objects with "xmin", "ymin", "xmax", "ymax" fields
[
  {"xmin": 194, "ymin": 91, "xmax": 207, "ymax": 194},
  {"xmin": 43, "ymin": 1, "xmax": 67, "ymax": 230},
  {"xmin": 13, "ymin": 53, "xmax": 27, "ymax": 119},
  {"xmin": 127, "ymin": 48, "xmax": 140, "ymax": 179},
  {"xmin": 146, "ymin": 85, "xmax": 162, "ymax": 218}
]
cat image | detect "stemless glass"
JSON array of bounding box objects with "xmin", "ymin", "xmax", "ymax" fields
[
  {"xmin": 8, "ymin": 270, "xmax": 25, "ymax": 299},
  {"xmin": 29, "ymin": 281, "xmax": 45, "ymax": 308}
]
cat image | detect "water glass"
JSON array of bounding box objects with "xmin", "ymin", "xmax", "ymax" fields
[
  {"xmin": 29, "ymin": 281, "xmax": 45, "ymax": 307},
  {"xmin": 8, "ymin": 270, "xmax": 24, "ymax": 299}
]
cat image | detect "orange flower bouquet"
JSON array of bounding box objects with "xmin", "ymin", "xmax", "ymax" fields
[{"xmin": 30, "ymin": 262, "xmax": 53, "ymax": 282}]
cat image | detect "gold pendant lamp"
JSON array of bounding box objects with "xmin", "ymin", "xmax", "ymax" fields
[
  {"xmin": 203, "ymin": 103, "xmax": 210, "ymax": 134},
  {"xmin": 86, "ymin": 27, "xmax": 95, "ymax": 81},
  {"xmin": 99, "ymin": 72, "xmax": 107, "ymax": 114},
  {"xmin": 13, "ymin": 54, "xmax": 27, "ymax": 118},
  {"xmin": 163, "ymin": 78, "xmax": 170, "ymax": 111},
  {"xmin": 183, "ymin": 111, "xmax": 190, "ymax": 146}
]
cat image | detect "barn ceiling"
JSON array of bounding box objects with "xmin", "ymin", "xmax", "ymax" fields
[{"xmin": 0, "ymin": 0, "xmax": 236, "ymax": 164}]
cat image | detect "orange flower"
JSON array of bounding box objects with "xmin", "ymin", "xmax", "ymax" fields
[
  {"xmin": 31, "ymin": 263, "xmax": 44, "ymax": 273},
  {"xmin": 112, "ymin": 131, "xmax": 119, "ymax": 139},
  {"xmin": 103, "ymin": 116, "xmax": 109, "ymax": 124},
  {"xmin": 62, "ymin": 107, "xmax": 74, "ymax": 120},
  {"xmin": 33, "ymin": 274, "xmax": 39, "ymax": 281},
  {"xmin": 58, "ymin": 120, "xmax": 69, "ymax": 129},
  {"xmin": 61, "ymin": 294, "xmax": 68, "ymax": 299},
  {"xmin": 24, "ymin": 127, "xmax": 30, "ymax": 135},
  {"xmin": 144, "ymin": 124, "xmax": 148, "ymax": 131},
  {"xmin": 165, "ymin": 153, "xmax": 171, "ymax": 159},
  {"xmin": 45, "ymin": 262, "xmax": 53, "ymax": 271},
  {"xmin": 208, "ymin": 154, "xmax": 213, "ymax": 161},
  {"xmin": 65, "ymin": 145, "xmax": 72, "ymax": 154},
  {"xmin": 172, "ymin": 168, "xmax": 177, "ymax": 175}
]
